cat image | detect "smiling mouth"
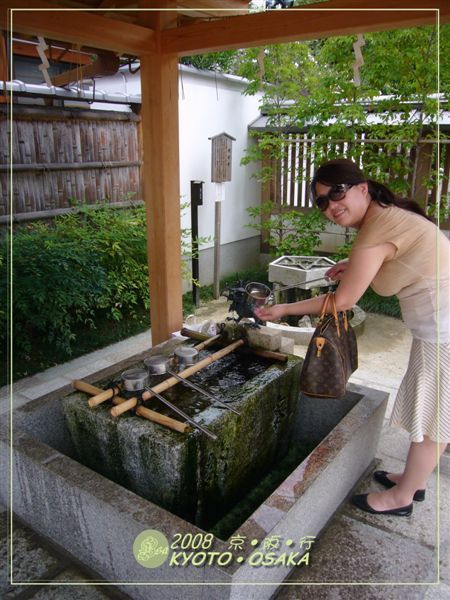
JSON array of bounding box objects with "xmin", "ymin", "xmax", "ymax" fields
[{"xmin": 332, "ymin": 208, "xmax": 346, "ymax": 219}]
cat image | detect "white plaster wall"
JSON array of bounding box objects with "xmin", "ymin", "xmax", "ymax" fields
[
  {"xmin": 178, "ymin": 67, "xmax": 263, "ymax": 248},
  {"xmin": 90, "ymin": 66, "xmax": 264, "ymax": 250}
]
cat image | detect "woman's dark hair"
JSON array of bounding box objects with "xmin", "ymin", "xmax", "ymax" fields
[{"xmin": 311, "ymin": 158, "xmax": 431, "ymax": 220}]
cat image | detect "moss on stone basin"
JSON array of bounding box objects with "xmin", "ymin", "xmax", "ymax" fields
[{"xmin": 62, "ymin": 350, "xmax": 302, "ymax": 530}]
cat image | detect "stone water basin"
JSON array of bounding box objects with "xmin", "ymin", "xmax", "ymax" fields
[
  {"xmin": 62, "ymin": 344, "xmax": 302, "ymax": 531},
  {"xmin": 1, "ymin": 337, "xmax": 387, "ymax": 600}
]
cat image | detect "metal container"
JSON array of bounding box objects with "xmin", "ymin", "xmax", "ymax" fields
[
  {"xmin": 174, "ymin": 346, "xmax": 199, "ymax": 367},
  {"xmin": 144, "ymin": 355, "xmax": 172, "ymax": 375},
  {"xmin": 245, "ymin": 281, "xmax": 272, "ymax": 308},
  {"xmin": 121, "ymin": 368, "xmax": 149, "ymax": 392}
]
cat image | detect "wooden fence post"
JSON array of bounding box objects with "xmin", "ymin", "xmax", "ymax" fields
[
  {"xmin": 412, "ymin": 142, "xmax": 434, "ymax": 210},
  {"xmin": 0, "ymin": 33, "xmax": 7, "ymax": 104},
  {"xmin": 260, "ymin": 149, "xmax": 272, "ymax": 254}
]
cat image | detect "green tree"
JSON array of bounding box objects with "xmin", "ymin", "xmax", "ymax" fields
[
  {"xmin": 246, "ymin": 201, "xmax": 326, "ymax": 257},
  {"xmin": 238, "ymin": 25, "xmax": 449, "ymax": 196},
  {"xmin": 180, "ymin": 51, "xmax": 239, "ymax": 72}
]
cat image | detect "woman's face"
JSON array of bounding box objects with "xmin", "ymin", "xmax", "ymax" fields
[{"xmin": 314, "ymin": 181, "xmax": 371, "ymax": 229}]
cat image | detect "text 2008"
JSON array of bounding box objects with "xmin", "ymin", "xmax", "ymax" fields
[{"xmin": 171, "ymin": 533, "xmax": 215, "ymax": 550}]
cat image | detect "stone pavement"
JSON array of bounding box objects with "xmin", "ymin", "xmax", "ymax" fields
[
  {"xmin": 0, "ymin": 332, "xmax": 153, "ymax": 418},
  {"xmin": 1, "ymin": 302, "xmax": 449, "ymax": 599}
]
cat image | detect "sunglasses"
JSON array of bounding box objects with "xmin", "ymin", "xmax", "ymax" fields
[{"xmin": 313, "ymin": 183, "xmax": 354, "ymax": 212}]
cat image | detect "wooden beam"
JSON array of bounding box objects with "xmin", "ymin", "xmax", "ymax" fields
[
  {"xmin": 12, "ymin": 40, "xmax": 93, "ymax": 64},
  {"xmin": 136, "ymin": 0, "xmax": 178, "ymax": 29},
  {"xmin": 161, "ymin": 0, "xmax": 450, "ymax": 56},
  {"xmin": 1, "ymin": 1, "xmax": 156, "ymax": 56},
  {"xmin": 140, "ymin": 49, "xmax": 183, "ymax": 344},
  {"xmin": 98, "ymin": 1, "xmax": 136, "ymax": 8},
  {"xmin": 51, "ymin": 51, "xmax": 119, "ymax": 86},
  {"xmin": 176, "ymin": 0, "xmax": 249, "ymax": 18},
  {"xmin": 177, "ymin": 0, "xmax": 248, "ymax": 10}
]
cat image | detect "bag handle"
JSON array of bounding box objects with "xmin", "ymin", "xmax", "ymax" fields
[
  {"xmin": 320, "ymin": 292, "xmax": 341, "ymax": 337},
  {"xmin": 319, "ymin": 292, "xmax": 331, "ymax": 319},
  {"xmin": 342, "ymin": 309, "xmax": 349, "ymax": 332}
]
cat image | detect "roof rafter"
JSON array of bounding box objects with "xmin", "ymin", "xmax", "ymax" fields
[
  {"xmin": 1, "ymin": 1, "xmax": 448, "ymax": 61},
  {"xmin": 161, "ymin": 0, "xmax": 450, "ymax": 56},
  {"xmin": 1, "ymin": 1, "xmax": 156, "ymax": 55},
  {"xmin": 12, "ymin": 39, "xmax": 93, "ymax": 64}
]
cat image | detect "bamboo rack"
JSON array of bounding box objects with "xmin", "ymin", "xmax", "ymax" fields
[
  {"xmin": 73, "ymin": 379, "xmax": 190, "ymax": 434},
  {"xmin": 110, "ymin": 339, "xmax": 244, "ymax": 417},
  {"xmin": 73, "ymin": 334, "xmax": 239, "ymax": 431}
]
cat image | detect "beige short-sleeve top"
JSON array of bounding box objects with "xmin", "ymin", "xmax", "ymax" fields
[{"xmin": 351, "ymin": 205, "xmax": 450, "ymax": 342}]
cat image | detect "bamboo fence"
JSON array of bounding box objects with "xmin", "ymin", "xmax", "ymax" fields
[
  {"xmin": 259, "ymin": 134, "xmax": 450, "ymax": 249},
  {"xmin": 0, "ymin": 105, "xmax": 142, "ymax": 220},
  {"xmin": 264, "ymin": 134, "xmax": 450, "ymax": 211}
]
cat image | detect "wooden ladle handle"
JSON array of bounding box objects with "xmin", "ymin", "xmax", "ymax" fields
[{"xmin": 72, "ymin": 380, "xmax": 190, "ymax": 433}]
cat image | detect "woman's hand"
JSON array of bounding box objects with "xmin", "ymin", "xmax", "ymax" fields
[
  {"xmin": 254, "ymin": 303, "xmax": 287, "ymax": 322},
  {"xmin": 325, "ymin": 259, "xmax": 349, "ymax": 281}
]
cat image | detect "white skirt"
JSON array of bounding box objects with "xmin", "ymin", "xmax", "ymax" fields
[{"xmin": 390, "ymin": 339, "xmax": 450, "ymax": 443}]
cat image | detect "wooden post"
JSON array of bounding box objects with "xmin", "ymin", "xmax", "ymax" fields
[
  {"xmin": 213, "ymin": 183, "xmax": 223, "ymax": 299},
  {"xmin": 0, "ymin": 32, "xmax": 8, "ymax": 104},
  {"xmin": 260, "ymin": 149, "xmax": 272, "ymax": 254},
  {"xmin": 441, "ymin": 146, "xmax": 450, "ymax": 209},
  {"xmin": 413, "ymin": 142, "xmax": 434, "ymax": 211},
  {"xmin": 190, "ymin": 180, "xmax": 203, "ymax": 308},
  {"xmin": 209, "ymin": 132, "xmax": 234, "ymax": 299},
  {"xmin": 140, "ymin": 49, "xmax": 182, "ymax": 344}
]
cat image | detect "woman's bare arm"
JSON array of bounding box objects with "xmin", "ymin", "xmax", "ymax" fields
[{"xmin": 255, "ymin": 242, "xmax": 395, "ymax": 321}]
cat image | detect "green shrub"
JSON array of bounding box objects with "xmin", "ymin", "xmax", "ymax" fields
[
  {"xmin": 1, "ymin": 205, "xmax": 151, "ymax": 356},
  {"xmin": 331, "ymin": 239, "xmax": 355, "ymax": 262},
  {"xmin": 246, "ymin": 201, "xmax": 326, "ymax": 257},
  {"xmin": 2, "ymin": 202, "xmax": 213, "ymax": 358},
  {"xmin": 358, "ymin": 287, "xmax": 401, "ymax": 319}
]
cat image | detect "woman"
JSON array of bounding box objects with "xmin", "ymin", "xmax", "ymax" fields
[{"xmin": 255, "ymin": 158, "xmax": 450, "ymax": 517}]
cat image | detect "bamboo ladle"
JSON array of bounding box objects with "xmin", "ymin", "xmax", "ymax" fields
[
  {"xmin": 72, "ymin": 379, "xmax": 190, "ymax": 434},
  {"xmin": 110, "ymin": 339, "xmax": 245, "ymax": 417},
  {"xmin": 85, "ymin": 333, "xmax": 223, "ymax": 410}
]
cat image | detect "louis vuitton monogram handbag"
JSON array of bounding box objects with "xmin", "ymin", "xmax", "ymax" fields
[{"xmin": 299, "ymin": 292, "xmax": 358, "ymax": 398}]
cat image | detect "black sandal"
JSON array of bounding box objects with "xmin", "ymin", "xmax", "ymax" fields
[
  {"xmin": 373, "ymin": 470, "xmax": 425, "ymax": 502},
  {"xmin": 352, "ymin": 493, "xmax": 413, "ymax": 516}
]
